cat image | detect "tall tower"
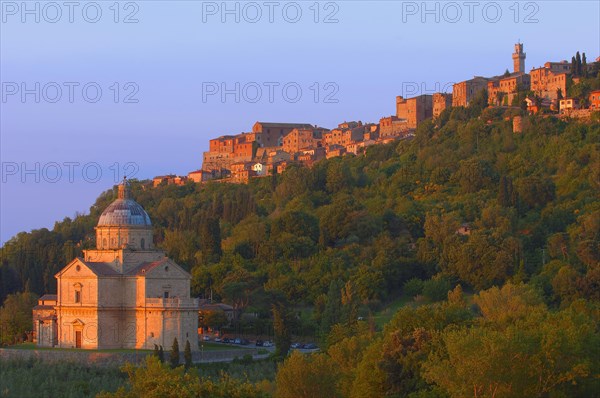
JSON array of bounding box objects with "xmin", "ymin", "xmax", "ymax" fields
[{"xmin": 512, "ymin": 43, "xmax": 526, "ymax": 74}]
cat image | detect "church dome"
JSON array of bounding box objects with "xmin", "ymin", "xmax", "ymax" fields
[{"xmin": 97, "ymin": 178, "xmax": 152, "ymax": 227}]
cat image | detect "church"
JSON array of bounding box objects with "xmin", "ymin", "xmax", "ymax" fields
[{"xmin": 33, "ymin": 178, "xmax": 199, "ymax": 351}]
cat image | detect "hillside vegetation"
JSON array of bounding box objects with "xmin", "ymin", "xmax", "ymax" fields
[{"xmin": 1, "ymin": 106, "xmax": 599, "ymax": 396}]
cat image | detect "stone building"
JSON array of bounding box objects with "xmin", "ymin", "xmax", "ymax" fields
[
  {"xmin": 282, "ymin": 128, "xmax": 323, "ymax": 154},
  {"xmin": 396, "ymin": 95, "xmax": 433, "ymax": 129},
  {"xmin": 590, "ymin": 90, "xmax": 600, "ymax": 111},
  {"xmin": 433, "ymin": 93, "xmax": 452, "ymax": 119},
  {"xmin": 452, "ymin": 76, "xmax": 490, "ymax": 107},
  {"xmin": 34, "ymin": 178, "xmax": 199, "ymax": 350},
  {"xmin": 487, "ymin": 73, "xmax": 531, "ymax": 106},
  {"xmin": 203, "ymin": 134, "xmax": 256, "ymax": 174},
  {"xmin": 32, "ymin": 295, "xmax": 58, "ymax": 346},
  {"xmin": 252, "ymin": 122, "xmax": 314, "ymax": 147},
  {"xmin": 530, "ymin": 67, "xmax": 567, "ymax": 101},
  {"xmin": 379, "ymin": 116, "xmax": 409, "ymax": 138}
]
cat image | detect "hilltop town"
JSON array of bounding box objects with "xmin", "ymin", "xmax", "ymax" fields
[{"xmin": 154, "ymin": 43, "xmax": 599, "ymax": 186}]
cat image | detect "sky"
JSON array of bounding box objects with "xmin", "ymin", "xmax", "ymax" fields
[{"xmin": 1, "ymin": 0, "xmax": 599, "ymax": 244}]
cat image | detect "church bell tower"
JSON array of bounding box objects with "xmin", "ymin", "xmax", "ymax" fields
[{"xmin": 512, "ymin": 43, "xmax": 526, "ymax": 74}]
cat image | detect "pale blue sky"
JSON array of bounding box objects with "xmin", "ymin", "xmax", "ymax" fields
[{"xmin": 1, "ymin": 0, "xmax": 599, "ymax": 243}]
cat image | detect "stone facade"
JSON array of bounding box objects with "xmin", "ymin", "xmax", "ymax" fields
[
  {"xmin": 530, "ymin": 67, "xmax": 567, "ymax": 101},
  {"xmin": 590, "ymin": 90, "xmax": 600, "ymax": 111},
  {"xmin": 487, "ymin": 73, "xmax": 531, "ymax": 106},
  {"xmin": 396, "ymin": 95, "xmax": 433, "ymax": 129},
  {"xmin": 433, "ymin": 93, "xmax": 452, "ymax": 119},
  {"xmin": 252, "ymin": 122, "xmax": 314, "ymax": 147},
  {"xmin": 379, "ymin": 116, "xmax": 409, "ymax": 137},
  {"xmin": 282, "ymin": 128, "xmax": 323, "ymax": 154},
  {"xmin": 35, "ymin": 179, "xmax": 199, "ymax": 351},
  {"xmin": 452, "ymin": 77, "xmax": 490, "ymax": 107}
]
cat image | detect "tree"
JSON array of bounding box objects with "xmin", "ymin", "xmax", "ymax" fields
[
  {"xmin": 184, "ymin": 340, "xmax": 192, "ymax": 369},
  {"xmin": 199, "ymin": 216, "xmax": 222, "ymax": 264},
  {"xmin": 320, "ymin": 279, "xmax": 344, "ymax": 338},
  {"xmin": 576, "ymin": 51, "xmax": 582, "ymax": 76},
  {"xmin": 422, "ymin": 301, "xmax": 599, "ymax": 398},
  {"xmin": 275, "ymin": 351, "xmax": 341, "ymax": 398},
  {"xmin": 272, "ymin": 303, "xmax": 292, "ymax": 358},
  {"xmin": 0, "ymin": 291, "xmax": 38, "ymax": 345},
  {"xmin": 582, "ymin": 52, "xmax": 588, "ymax": 77},
  {"xmin": 497, "ymin": 175, "xmax": 515, "ymax": 207},
  {"xmin": 98, "ymin": 356, "xmax": 268, "ymax": 398},
  {"xmin": 158, "ymin": 345, "xmax": 164, "ymax": 362},
  {"xmin": 169, "ymin": 338, "xmax": 180, "ymax": 368},
  {"xmin": 199, "ymin": 310, "xmax": 228, "ymax": 332},
  {"xmin": 571, "ymin": 56, "xmax": 577, "ymax": 76},
  {"xmin": 153, "ymin": 344, "xmax": 159, "ymax": 358}
]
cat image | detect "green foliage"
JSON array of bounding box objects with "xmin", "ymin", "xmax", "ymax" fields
[
  {"xmin": 422, "ymin": 277, "xmax": 452, "ymax": 302},
  {"xmin": 184, "ymin": 340, "xmax": 192, "ymax": 369},
  {"xmin": 272, "ymin": 303, "xmax": 292, "ymax": 358},
  {"xmin": 98, "ymin": 356, "xmax": 269, "ymax": 398},
  {"xmin": 422, "ymin": 292, "xmax": 600, "ymax": 398},
  {"xmin": 275, "ymin": 351, "xmax": 341, "ymax": 398},
  {"xmin": 169, "ymin": 338, "xmax": 180, "ymax": 368},
  {"xmin": 0, "ymin": 358, "xmax": 124, "ymax": 398},
  {"xmin": 1, "ymin": 110, "xmax": 599, "ymax": 398},
  {"xmin": 0, "ymin": 291, "xmax": 38, "ymax": 345},
  {"xmin": 403, "ymin": 278, "xmax": 424, "ymax": 297}
]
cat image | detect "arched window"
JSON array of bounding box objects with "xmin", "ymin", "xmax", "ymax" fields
[
  {"xmin": 111, "ymin": 238, "xmax": 116, "ymax": 247},
  {"xmin": 141, "ymin": 238, "xmax": 145, "ymax": 249},
  {"xmin": 102, "ymin": 238, "xmax": 107, "ymax": 248}
]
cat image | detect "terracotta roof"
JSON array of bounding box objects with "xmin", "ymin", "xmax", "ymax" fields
[{"xmin": 125, "ymin": 258, "xmax": 169, "ymax": 276}]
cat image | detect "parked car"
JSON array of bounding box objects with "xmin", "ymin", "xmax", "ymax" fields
[
  {"xmin": 222, "ymin": 338, "xmax": 230, "ymax": 343},
  {"xmin": 240, "ymin": 339, "xmax": 250, "ymax": 345},
  {"xmin": 234, "ymin": 338, "xmax": 241, "ymax": 344},
  {"xmin": 263, "ymin": 340, "xmax": 273, "ymax": 347},
  {"xmin": 304, "ymin": 343, "xmax": 318, "ymax": 350},
  {"xmin": 202, "ymin": 335, "xmax": 211, "ymax": 341},
  {"xmin": 291, "ymin": 342, "xmax": 301, "ymax": 349},
  {"xmin": 214, "ymin": 337, "xmax": 222, "ymax": 342},
  {"xmin": 255, "ymin": 340, "xmax": 264, "ymax": 347}
]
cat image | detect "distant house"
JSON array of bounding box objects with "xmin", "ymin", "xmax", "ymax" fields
[
  {"xmin": 188, "ymin": 169, "xmax": 213, "ymax": 183},
  {"xmin": 559, "ymin": 98, "xmax": 580, "ymax": 113},
  {"xmin": 326, "ymin": 144, "xmax": 346, "ymax": 159},
  {"xmin": 589, "ymin": 90, "xmax": 600, "ymax": 110},
  {"xmin": 252, "ymin": 162, "xmax": 266, "ymax": 176}
]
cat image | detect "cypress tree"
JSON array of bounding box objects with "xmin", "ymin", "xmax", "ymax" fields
[
  {"xmin": 184, "ymin": 340, "xmax": 192, "ymax": 369},
  {"xmin": 170, "ymin": 338, "xmax": 180, "ymax": 367},
  {"xmin": 153, "ymin": 344, "xmax": 159, "ymax": 358},
  {"xmin": 582, "ymin": 53, "xmax": 588, "ymax": 77},
  {"xmin": 576, "ymin": 52, "xmax": 582, "ymax": 76},
  {"xmin": 158, "ymin": 345, "xmax": 164, "ymax": 362}
]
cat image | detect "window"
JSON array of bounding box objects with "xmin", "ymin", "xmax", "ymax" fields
[
  {"xmin": 163, "ymin": 291, "xmax": 169, "ymax": 299},
  {"xmin": 74, "ymin": 290, "xmax": 81, "ymax": 303},
  {"xmin": 140, "ymin": 238, "xmax": 145, "ymax": 249}
]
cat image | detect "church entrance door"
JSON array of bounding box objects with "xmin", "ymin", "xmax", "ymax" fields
[{"xmin": 75, "ymin": 331, "xmax": 82, "ymax": 348}]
